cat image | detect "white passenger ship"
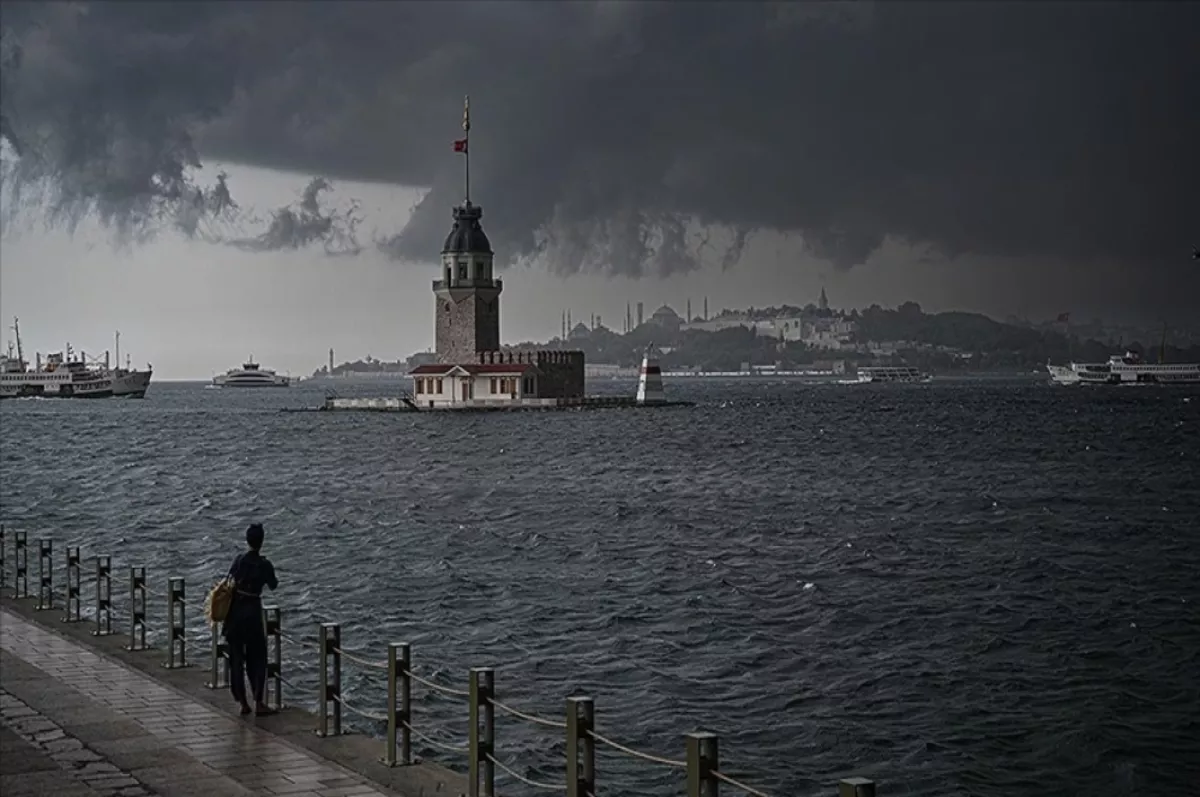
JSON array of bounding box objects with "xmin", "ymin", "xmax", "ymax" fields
[
  {"xmin": 213, "ymin": 358, "xmax": 292, "ymax": 388},
  {"xmin": 0, "ymin": 320, "xmax": 152, "ymax": 399},
  {"xmin": 856, "ymin": 366, "xmax": 930, "ymax": 383},
  {"xmin": 1047, "ymin": 351, "xmax": 1200, "ymax": 385}
]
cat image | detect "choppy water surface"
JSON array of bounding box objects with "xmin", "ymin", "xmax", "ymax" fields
[{"xmin": 3, "ymin": 377, "xmax": 1199, "ymax": 796}]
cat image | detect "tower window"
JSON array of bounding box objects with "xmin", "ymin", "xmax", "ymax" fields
[{"xmin": 458, "ymin": 265, "xmax": 467, "ymax": 279}]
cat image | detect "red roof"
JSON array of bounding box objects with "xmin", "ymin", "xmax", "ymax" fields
[{"xmin": 409, "ymin": 363, "xmax": 537, "ymax": 375}]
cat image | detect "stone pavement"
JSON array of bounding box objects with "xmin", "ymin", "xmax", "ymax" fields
[{"xmin": 0, "ymin": 608, "xmax": 397, "ymax": 797}]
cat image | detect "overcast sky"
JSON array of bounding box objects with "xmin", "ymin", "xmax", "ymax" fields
[{"xmin": 2, "ymin": 1, "xmax": 1197, "ymax": 379}]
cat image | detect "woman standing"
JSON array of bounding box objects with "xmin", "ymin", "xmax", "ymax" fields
[{"xmin": 224, "ymin": 523, "xmax": 279, "ymax": 715}]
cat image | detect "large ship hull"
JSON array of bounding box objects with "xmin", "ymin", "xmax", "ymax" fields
[
  {"xmin": 112, "ymin": 370, "xmax": 153, "ymax": 397},
  {"xmin": 212, "ymin": 376, "xmax": 291, "ymax": 387},
  {"xmin": 856, "ymin": 366, "xmax": 930, "ymax": 383},
  {"xmin": 1047, "ymin": 360, "xmax": 1200, "ymax": 385},
  {"xmin": 1046, "ymin": 364, "xmax": 1081, "ymax": 385},
  {"xmin": 0, "ymin": 368, "xmax": 152, "ymax": 400},
  {"xmin": 0, "ymin": 381, "xmax": 114, "ymax": 399}
]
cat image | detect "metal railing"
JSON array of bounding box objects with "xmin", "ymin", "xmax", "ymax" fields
[
  {"xmin": 36, "ymin": 538, "xmax": 51, "ymax": 610},
  {"xmin": 0, "ymin": 531, "xmax": 878, "ymax": 796},
  {"xmin": 62, "ymin": 546, "xmax": 82, "ymax": 623},
  {"xmin": 127, "ymin": 566, "xmax": 147, "ymax": 651}
]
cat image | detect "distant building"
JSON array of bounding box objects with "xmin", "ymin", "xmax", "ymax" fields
[
  {"xmin": 680, "ymin": 311, "xmax": 856, "ymax": 349},
  {"xmin": 650, "ymin": 304, "xmax": 683, "ymax": 329},
  {"xmin": 407, "ymin": 351, "xmax": 438, "ymax": 368},
  {"xmin": 682, "ymin": 315, "xmax": 756, "ymax": 334}
]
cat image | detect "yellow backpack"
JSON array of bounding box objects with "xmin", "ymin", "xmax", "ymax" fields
[{"xmin": 204, "ymin": 576, "xmax": 235, "ymax": 624}]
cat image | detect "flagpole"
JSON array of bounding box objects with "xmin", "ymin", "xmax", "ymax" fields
[{"xmin": 463, "ymin": 95, "xmax": 471, "ymax": 204}]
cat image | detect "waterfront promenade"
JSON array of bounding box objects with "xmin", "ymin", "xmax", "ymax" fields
[{"xmin": 0, "ymin": 598, "xmax": 464, "ymax": 797}]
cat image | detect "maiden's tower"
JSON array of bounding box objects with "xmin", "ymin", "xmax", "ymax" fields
[{"xmin": 408, "ymin": 96, "xmax": 585, "ymax": 408}]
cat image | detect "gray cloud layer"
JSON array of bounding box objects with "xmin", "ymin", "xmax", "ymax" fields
[{"xmin": 1, "ymin": 1, "xmax": 1197, "ymax": 282}]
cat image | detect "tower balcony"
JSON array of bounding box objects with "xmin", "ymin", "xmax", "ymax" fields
[{"xmin": 433, "ymin": 277, "xmax": 503, "ymax": 291}]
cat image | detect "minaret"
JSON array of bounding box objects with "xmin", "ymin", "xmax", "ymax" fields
[
  {"xmin": 329, "ymin": 348, "xmax": 334, "ymax": 376},
  {"xmin": 434, "ymin": 96, "xmax": 501, "ymax": 363},
  {"xmin": 819, "ymin": 287, "xmax": 829, "ymax": 312}
]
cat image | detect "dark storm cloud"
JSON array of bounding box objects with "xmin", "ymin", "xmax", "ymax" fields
[
  {"xmin": 1, "ymin": 1, "xmax": 1197, "ymax": 279},
  {"xmin": 226, "ymin": 178, "xmax": 363, "ymax": 257}
]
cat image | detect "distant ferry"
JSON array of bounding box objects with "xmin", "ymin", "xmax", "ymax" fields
[
  {"xmin": 1047, "ymin": 351, "xmax": 1200, "ymax": 385},
  {"xmin": 0, "ymin": 319, "xmax": 152, "ymax": 399},
  {"xmin": 213, "ymin": 358, "xmax": 292, "ymax": 388},
  {"xmin": 856, "ymin": 366, "xmax": 930, "ymax": 383}
]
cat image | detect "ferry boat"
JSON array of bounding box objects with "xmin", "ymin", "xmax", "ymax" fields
[
  {"xmin": 0, "ymin": 319, "xmax": 152, "ymax": 399},
  {"xmin": 1047, "ymin": 351, "xmax": 1200, "ymax": 385},
  {"xmin": 213, "ymin": 358, "xmax": 292, "ymax": 388},
  {"xmin": 856, "ymin": 366, "xmax": 930, "ymax": 383}
]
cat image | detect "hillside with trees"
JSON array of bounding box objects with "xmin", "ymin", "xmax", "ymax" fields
[{"xmin": 318, "ymin": 304, "xmax": 1200, "ymax": 376}]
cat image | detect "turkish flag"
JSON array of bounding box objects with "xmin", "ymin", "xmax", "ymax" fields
[{"xmin": 453, "ymin": 139, "xmax": 468, "ymax": 153}]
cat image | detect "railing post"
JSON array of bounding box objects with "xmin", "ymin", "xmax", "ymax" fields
[
  {"xmin": 383, "ymin": 642, "xmax": 411, "ymax": 767},
  {"xmin": 61, "ymin": 546, "xmax": 82, "ymax": 622},
  {"xmin": 163, "ymin": 577, "xmax": 187, "ymax": 668},
  {"xmin": 14, "ymin": 531, "xmax": 27, "ymax": 598},
  {"xmin": 686, "ymin": 731, "xmax": 720, "ymax": 797},
  {"xmin": 468, "ymin": 667, "xmax": 495, "ymax": 797},
  {"xmin": 204, "ymin": 622, "xmax": 229, "ymax": 689},
  {"xmin": 263, "ymin": 605, "xmax": 282, "ymax": 711},
  {"xmin": 126, "ymin": 566, "xmax": 147, "ymax": 650},
  {"xmin": 316, "ymin": 623, "xmax": 342, "ymax": 737},
  {"xmin": 92, "ymin": 555, "xmax": 112, "ymax": 636},
  {"xmin": 566, "ymin": 696, "xmax": 595, "ymax": 797},
  {"xmin": 838, "ymin": 777, "xmax": 877, "ymax": 797},
  {"xmin": 36, "ymin": 538, "xmax": 53, "ymax": 610}
]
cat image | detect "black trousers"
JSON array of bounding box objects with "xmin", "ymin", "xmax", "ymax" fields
[{"xmin": 225, "ymin": 602, "xmax": 267, "ymax": 705}]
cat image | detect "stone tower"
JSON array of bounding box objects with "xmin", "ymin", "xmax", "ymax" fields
[{"xmin": 434, "ymin": 201, "xmax": 501, "ymax": 363}]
